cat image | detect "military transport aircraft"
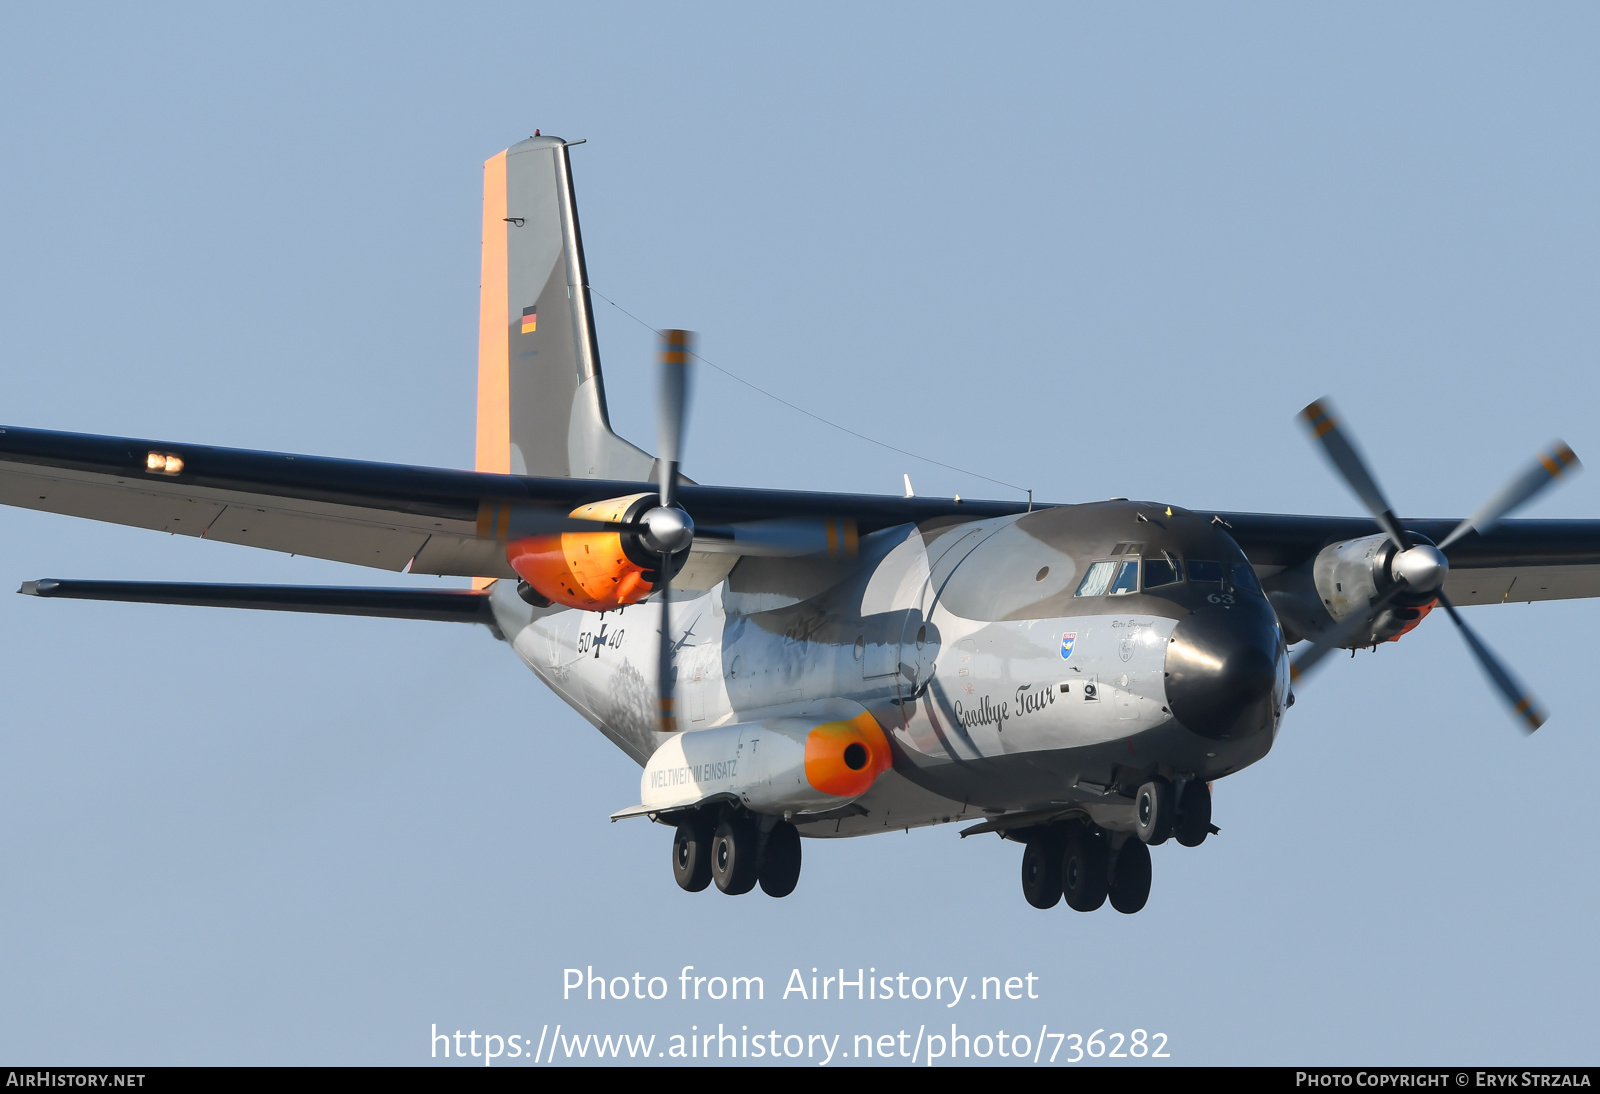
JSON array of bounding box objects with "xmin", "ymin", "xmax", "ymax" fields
[{"xmin": 3, "ymin": 135, "xmax": 1596, "ymax": 913}]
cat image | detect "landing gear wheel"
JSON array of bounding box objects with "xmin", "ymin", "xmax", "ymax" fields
[
  {"xmin": 671, "ymin": 817, "xmax": 712, "ymax": 892},
  {"xmin": 1060, "ymin": 825, "xmax": 1109, "ymax": 912},
  {"xmin": 1134, "ymin": 778, "xmax": 1173, "ymax": 845},
  {"xmin": 1020, "ymin": 836, "xmax": 1062, "ymax": 909},
  {"xmin": 758, "ymin": 822, "xmax": 802, "ymax": 898},
  {"xmin": 1108, "ymin": 838, "xmax": 1152, "ymax": 914},
  {"xmin": 711, "ymin": 815, "xmax": 759, "ymax": 895},
  {"xmin": 1175, "ymin": 781, "xmax": 1212, "ymax": 847}
]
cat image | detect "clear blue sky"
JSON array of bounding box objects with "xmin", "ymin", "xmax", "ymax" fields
[{"xmin": 1, "ymin": 2, "xmax": 1596, "ymax": 1065}]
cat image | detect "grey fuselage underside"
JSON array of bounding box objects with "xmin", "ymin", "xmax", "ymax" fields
[{"xmin": 491, "ymin": 500, "xmax": 1290, "ymax": 838}]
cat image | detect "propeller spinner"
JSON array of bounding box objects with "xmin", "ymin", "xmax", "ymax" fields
[{"xmin": 1292, "ymin": 398, "xmax": 1579, "ymax": 732}]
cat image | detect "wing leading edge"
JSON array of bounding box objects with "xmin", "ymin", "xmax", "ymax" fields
[{"xmin": 0, "ymin": 424, "xmax": 1026, "ymax": 579}]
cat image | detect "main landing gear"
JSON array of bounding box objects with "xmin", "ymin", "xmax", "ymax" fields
[
  {"xmin": 1017, "ymin": 823, "xmax": 1150, "ymax": 913},
  {"xmin": 1017, "ymin": 780, "xmax": 1213, "ymax": 914},
  {"xmin": 671, "ymin": 807, "xmax": 802, "ymax": 898}
]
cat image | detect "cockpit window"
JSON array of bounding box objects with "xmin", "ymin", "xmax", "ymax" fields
[
  {"xmin": 1075, "ymin": 560, "xmax": 1116, "ymax": 597},
  {"xmin": 1143, "ymin": 556, "xmax": 1183, "ymax": 588},
  {"xmin": 1187, "ymin": 559, "xmax": 1224, "ymax": 583},
  {"xmin": 1231, "ymin": 563, "xmax": 1262, "ymax": 595},
  {"xmin": 1108, "ymin": 559, "xmax": 1139, "ymax": 595},
  {"xmin": 1075, "ymin": 558, "xmax": 1140, "ymax": 596}
]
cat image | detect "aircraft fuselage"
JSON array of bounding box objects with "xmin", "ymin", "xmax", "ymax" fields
[{"xmin": 494, "ymin": 500, "xmax": 1290, "ymax": 837}]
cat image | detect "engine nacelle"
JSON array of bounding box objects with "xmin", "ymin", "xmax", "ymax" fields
[
  {"xmin": 639, "ymin": 709, "xmax": 893, "ymax": 817},
  {"xmin": 1265, "ymin": 533, "xmax": 1436, "ymax": 647},
  {"xmin": 1312, "ymin": 533, "xmax": 1393, "ymax": 623},
  {"xmin": 506, "ymin": 493, "xmax": 677, "ymax": 612}
]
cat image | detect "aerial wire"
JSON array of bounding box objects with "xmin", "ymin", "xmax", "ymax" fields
[{"xmin": 587, "ymin": 285, "xmax": 1030, "ymax": 498}]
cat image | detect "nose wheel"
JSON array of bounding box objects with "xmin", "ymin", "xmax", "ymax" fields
[
  {"xmin": 1134, "ymin": 778, "xmax": 1174, "ymax": 845},
  {"xmin": 1174, "ymin": 781, "xmax": 1212, "ymax": 847}
]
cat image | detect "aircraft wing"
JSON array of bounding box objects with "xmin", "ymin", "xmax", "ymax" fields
[
  {"xmin": 1218, "ymin": 511, "xmax": 1600, "ymax": 605},
  {"xmin": 0, "ymin": 424, "xmax": 1025, "ymax": 579},
  {"xmin": 5, "ymin": 424, "xmax": 1600, "ymax": 603}
]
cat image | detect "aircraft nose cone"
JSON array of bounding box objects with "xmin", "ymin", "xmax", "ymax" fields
[{"xmin": 1164, "ymin": 600, "xmax": 1282, "ymax": 740}]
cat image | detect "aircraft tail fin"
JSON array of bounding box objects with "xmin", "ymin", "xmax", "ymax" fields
[{"xmin": 475, "ymin": 136, "xmax": 654, "ymax": 482}]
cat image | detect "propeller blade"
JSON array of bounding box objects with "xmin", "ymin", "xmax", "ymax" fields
[
  {"xmin": 653, "ymin": 329, "xmax": 694, "ymax": 734},
  {"xmin": 657, "ymin": 551, "xmax": 676, "ymax": 734},
  {"xmin": 657, "ymin": 329, "xmax": 694, "ymax": 509},
  {"xmin": 1435, "ymin": 591, "xmax": 1547, "ymax": 733},
  {"xmin": 1437, "ymin": 441, "xmax": 1581, "ymax": 550},
  {"xmin": 1299, "ymin": 399, "xmax": 1406, "ymax": 549},
  {"xmin": 1288, "ymin": 580, "xmax": 1409, "ymax": 686}
]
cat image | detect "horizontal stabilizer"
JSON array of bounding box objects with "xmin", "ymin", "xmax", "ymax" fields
[{"xmin": 18, "ymin": 579, "xmax": 494, "ymax": 624}]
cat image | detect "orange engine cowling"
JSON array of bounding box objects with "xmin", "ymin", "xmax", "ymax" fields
[
  {"xmin": 505, "ymin": 493, "xmax": 672, "ymax": 611},
  {"xmin": 804, "ymin": 712, "xmax": 893, "ymax": 798},
  {"xmin": 1386, "ymin": 598, "xmax": 1437, "ymax": 643}
]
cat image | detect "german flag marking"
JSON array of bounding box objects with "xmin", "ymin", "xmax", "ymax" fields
[{"xmin": 520, "ymin": 306, "xmax": 537, "ymax": 334}]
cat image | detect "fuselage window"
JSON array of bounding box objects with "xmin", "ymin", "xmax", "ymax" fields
[
  {"xmin": 1108, "ymin": 558, "xmax": 1140, "ymax": 595},
  {"xmin": 1143, "ymin": 556, "xmax": 1183, "ymax": 587},
  {"xmin": 1230, "ymin": 563, "xmax": 1263, "ymax": 595},
  {"xmin": 1187, "ymin": 559, "xmax": 1224, "ymax": 583},
  {"xmin": 1075, "ymin": 560, "xmax": 1117, "ymax": 596}
]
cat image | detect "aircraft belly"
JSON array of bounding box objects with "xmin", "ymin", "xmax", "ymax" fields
[{"xmin": 793, "ymin": 768, "xmax": 974, "ymax": 838}]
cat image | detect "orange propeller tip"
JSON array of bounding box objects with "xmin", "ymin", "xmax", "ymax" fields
[{"xmin": 1298, "ymin": 400, "xmax": 1339, "ymax": 438}]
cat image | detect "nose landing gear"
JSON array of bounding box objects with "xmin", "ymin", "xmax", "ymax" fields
[{"xmin": 1174, "ymin": 780, "xmax": 1212, "ymax": 847}]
